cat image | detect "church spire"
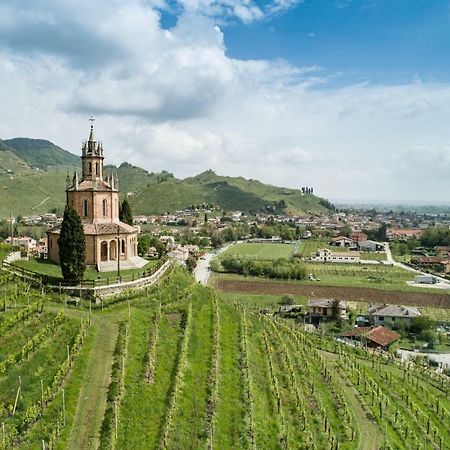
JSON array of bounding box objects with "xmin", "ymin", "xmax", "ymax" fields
[{"xmin": 88, "ymin": 116, "xmax": 95, "ymax": 142}]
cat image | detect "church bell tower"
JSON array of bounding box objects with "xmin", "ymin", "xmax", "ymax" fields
[{"xmin": 81, "ymin": 117, "xmax": 104, "ymax": 181}]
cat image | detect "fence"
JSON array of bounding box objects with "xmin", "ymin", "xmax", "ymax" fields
[{"xmin": 1, "ymin": 257, "xmax": 169, "ymax": 289}]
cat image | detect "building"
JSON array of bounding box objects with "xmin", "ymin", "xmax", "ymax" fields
[
  {"xmin": 4, "ymin": 236, "xmax": 36, "ymax": 253},
  {"xmin": 359, "ymin": 240, "xmax": 384, "ymax": 252},
  {"xmin": 386, "ymin": 229, "xmax": 422, "ymax": 240},
  {"xmin": 349, "ymin": 232, "xmax": 368, "ymax": 244},
  {"xmin": 368, "ymin": 304, "xmax": 421, "ymax": 326},
  {"xmin": 307, "ymin": 298, "xmax": 348, "ymax": 321},
  {"xmin": 311, "ymin": 248, "xmax": 360, "ymax": 263},
  {"xmin": 47, "ymin": 123, "xmax": 146, "ymax": 272},
  {"xmin": 330, "ymin": 236, "xmax": 356, "ymax": 248},
  {"xmin": 341, "ymin": 326, "xmax": 400, "ymax": 349}
]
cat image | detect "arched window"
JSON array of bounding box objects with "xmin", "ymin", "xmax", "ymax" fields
[
  {"xmin": 102, "ymin": 199, "xmax": 107, "ymax": 217},
  {"xmin": 88, "ymin": 162, "xmax": 92, "ymax": 174},
  {"xmin": 83, "ymin": 199, "xmax": 88, "ymax": 217},
  {"xmin": 96, "ymin": 162, "xmax": 99, "ymax": 176}
]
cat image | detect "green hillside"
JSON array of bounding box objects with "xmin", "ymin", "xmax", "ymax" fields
[
  {"xmin": 130, "ymin": 169, "xmax": 331, "ymax": 215},
  {"xmin": 0, "ymin": 140, "xmax": 34, "ymax": 175},
  {"xmin": 0, "ymin": 170, "xmax": 67, "ymax": 217},
  {"xmin": 0, "ymin": 138, "xmax": 333, "ymax": 218},
  {"xmin": 4, "ymin": 138, "xmax": 79, "ymax": 170}
]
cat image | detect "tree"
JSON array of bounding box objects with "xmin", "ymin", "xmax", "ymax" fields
[
  {"xmin": 59, "ymin": 206, "xmax": 86, "ymax": 281},
  {"xmin": 120, "ymin": 199, "xmax": 133, "ymax": 225},
  {"xmin": 186, "ymin": 255, "xmax": 197, "ymax": 272},
  {"xmin": 279, "ymin": 294, "xmax": 295, "ymax": 305}
]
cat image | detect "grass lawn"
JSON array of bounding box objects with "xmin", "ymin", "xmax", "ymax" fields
[
  {"xmin": 219, "ymin": 291, "xmax": 308, "ymax": 313},
  {"xmin": 296, "ymin": 239, "xmax": 329, "ymax": 257},
  {"xmin": 13, "ymin": 257, "xmax": 160, "ymax": 282},
  {"xmin": 360, "ymin": 252, "xmax": 387, "ymax": 261},
  {"xmin": 219, "ymin": 242, "xmax": 296, "ymax": 260}
]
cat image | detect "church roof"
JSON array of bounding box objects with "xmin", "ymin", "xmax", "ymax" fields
[
  {"xmin": 67, "ymin": 179, "xmax": 114, "ymax": 192},
  {"xmin": 48, "ymin": 221, "xmax": 136, "ymax": 236}
]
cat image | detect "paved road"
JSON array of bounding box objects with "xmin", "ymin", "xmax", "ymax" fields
[
  {"xmin": 194, "ymin": 242, "xmax": 237, "ymax": 286},
  {"xmin": 385, "ymin": 242, "xmax": 450, "ymax": 289}
]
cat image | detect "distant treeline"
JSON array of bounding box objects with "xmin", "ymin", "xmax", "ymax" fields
[{"xmin": 216, "ymin": 256, "xmax": 308, "ymax": 280}]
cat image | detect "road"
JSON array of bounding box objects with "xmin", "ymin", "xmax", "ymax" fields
[
  {"xmin": 385, "ymin": 242, "xmax": 450, "ymax": 289},
  {"xmin": 194, "ymin": 242, "xmax": 237, "ymax": 285}
]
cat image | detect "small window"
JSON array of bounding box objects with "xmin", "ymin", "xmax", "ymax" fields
[
  {"xmin": 83, "ymin": 199, "xmax": 88, "ymax": 217},
  {"xmin": 378, "ymin": 316, "xmax": 384, "ymax": 321},
  {"xmin": 96, "ymin": 162, "xmax": 99, "ymax": 176},
  {"xmin": 88, "ymin": 162, "xmax": 92, "ymax": 174},
  {"xmin": 102, "ymin": 199, "xmax": 107, "ymax": 217}
]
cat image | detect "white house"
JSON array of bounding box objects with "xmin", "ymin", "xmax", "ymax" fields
[
  {"xmin": 311, "ymin": 248, "xmax": 360, "ymax": 263},
  {"xmin": 368, "ymin": 304, "xmax": 421, "ymax": 326}
]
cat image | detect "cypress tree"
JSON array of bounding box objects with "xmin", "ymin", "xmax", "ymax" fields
[
  {"xmin": 59, "ymin": 205, "xmax": 86, "ymax": 281},
  {"xmin": 120, "ymin": 199, "xmax": 134, "ymax": 225}
]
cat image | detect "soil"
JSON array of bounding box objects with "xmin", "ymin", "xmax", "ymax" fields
[{"xmin": 213, "ymin": 278, "xmax": 450, "ymax": 308}]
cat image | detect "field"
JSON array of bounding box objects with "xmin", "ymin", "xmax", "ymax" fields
[
  {"xmin": 219, "ymin": 242, "xmax": 296, "ymax": 260},
  {"xmin": 1, "ymin": 268, "xmax": 450, "ymax": 449},
  {"xmin": 212, "ymin": 274, "xmax": 450, "ymax": 308}
]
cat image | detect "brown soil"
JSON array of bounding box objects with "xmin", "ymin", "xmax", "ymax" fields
[{"xmin": 213, "ymin": 279, "xmax": 450, "ymax": 308}]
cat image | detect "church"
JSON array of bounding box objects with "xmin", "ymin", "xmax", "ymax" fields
[{"xmin": 47, "ymin": 122, "xmax": 147, "ymax": 272}]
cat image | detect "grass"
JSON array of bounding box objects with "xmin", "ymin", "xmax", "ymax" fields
[
  {"xmin": 219, "ymin": 242, "xmax": 296, "ymax": 260},
  {"xmin": 296, "ymin": 239, "xmax": 329, "ymax": 257},
  {"xmin": 13, "ymin": 257, "xmax": 160, "ymax": 282},
  {"xmin": 213, "ymin": 260, "xmax": 446, "ymax": 294},
  {"xmin": 360, "ymin": 251, "xmax": 387, "ymax": 261},
  {"xmin": 66, "ymin": 317, "xmax": 119, "ymax": 450},
  {"xmin": 4, "ymin": 266, "xmax": 450, "ymax": 450}
]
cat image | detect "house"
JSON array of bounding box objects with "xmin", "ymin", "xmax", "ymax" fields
[
  {"xmin": 411, "ymin": 255, "xmax": 450, "ymax": 272},
  {"xmin": 341, "ymin": 326, "xmax": 400, "ymax": 349},
  {"xmin": 359, "ymin": 240, "xmax": 384, "ymax": 252},
  {"xmin": 368, "ymin": 304, "xmax": 421, "ymax": 326},
  {"xmin": 307, "ymin": 299, "xmax": 348, "ymax": 321},
  {"xmin": 349, "ymin": 232, "xmax": 368, "ymax": 243},
  {"xmin": 330, "ymin": 236, "xmax": 356, "ymax": 248},
  {"xmin": 4, "ymin": 236, "xmax": 37, "ymax": 253},
  {"xmin": 435, "ymin": 246, "xmax": 450, "ymax": 259},
  {"xmin": 386, "ymin": 229, "xmax": 422, "ymax": 241},
  {"xmin": 311, "ymin": 248, "xmax": 360, "ymax": 263}
]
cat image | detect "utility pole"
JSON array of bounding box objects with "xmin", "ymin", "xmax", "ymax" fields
[{"xmin": 117, "ymin": 224, "xmax": 121, "ymax": 280}]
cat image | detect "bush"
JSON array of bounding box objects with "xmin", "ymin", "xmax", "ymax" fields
[{"xmin": 279, "ymin": 294, "xmax": 295, "ymax": 305}]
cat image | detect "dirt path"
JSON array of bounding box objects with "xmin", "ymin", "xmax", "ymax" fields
[
  {"xmin": 322, "ymin": 352, "xmax": 383, "ymax": 450},
  {"xmin": 66, "ymin": 316, "xmax": 119, "ymax": 450}
]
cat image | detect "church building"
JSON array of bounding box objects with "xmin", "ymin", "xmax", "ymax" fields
[{"xmin": 47, "ymin": 122, "xmax": 147, "ymax": 272}]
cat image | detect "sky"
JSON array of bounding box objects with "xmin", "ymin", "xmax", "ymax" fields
[{"xmin": 0, "ymin": 0, "xmax": 449, "ymax": 203}]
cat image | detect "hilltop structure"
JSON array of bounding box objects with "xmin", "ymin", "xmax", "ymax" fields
[{"xmin": 47, "ymin": 122, "xmax": 146, "ymax": 272}]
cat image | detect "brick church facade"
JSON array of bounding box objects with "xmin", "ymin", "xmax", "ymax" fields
[{"xmin": 47, "ymin": 123, "xmax": 146, "ymax": 272}]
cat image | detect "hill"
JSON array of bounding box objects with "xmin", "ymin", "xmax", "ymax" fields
[
  {"xmin": 4, "ymin": 138, "xmax": 79, "ymax": 170},
  {"xmin": 129, "ymin": 169, "xmax": 332, "ymax": 215},
  {"xmin": 0, "ymin": 137, "xmax": 333, "ymax": 217}
]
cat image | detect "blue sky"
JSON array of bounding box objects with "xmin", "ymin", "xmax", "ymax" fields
[
  {"xmin": 221, "ymin": 0, "xmax": 450, "ymax": 85},
  {"xmin": 0, "ymin": 0, "xmax": 449, "ymax": 203}
]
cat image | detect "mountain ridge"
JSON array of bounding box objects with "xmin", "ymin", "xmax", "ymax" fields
[{"xmin": 0, "ymin": 138, "xmax": 333, "ymax": 218}]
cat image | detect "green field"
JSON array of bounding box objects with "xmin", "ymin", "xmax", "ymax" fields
[
  {"xmin": 1, "ymin": 269, "xmax": 450, "ymax": 449},
  {"xmin": 219, "ymin": 242, "xmax": 296, "ymax": 260},
  {"xmin": 12, "ymin": 257, "xmax": 160, "ymax": 282}
]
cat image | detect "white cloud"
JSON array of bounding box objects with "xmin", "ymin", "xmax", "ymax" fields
[{"xmin": 0, "ymin": 0, "xmax": 449, "ymax": 203}]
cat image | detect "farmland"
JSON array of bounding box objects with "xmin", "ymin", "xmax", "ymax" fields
[
  {"xmin": 219, "ymin": 242, "xmax": 297, "ymax": 260},
  {"xmin": 1, "ymin": 268, "xmax": 450, "ymax": 449},
  {"xmin": 212, "ymin": 274, "xmax": 450, "ymax": 308}
]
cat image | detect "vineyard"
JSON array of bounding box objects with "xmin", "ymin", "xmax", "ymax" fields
[{"xmin": 0, "ymin": 269, "xmax": 449, "ymax": 449}]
